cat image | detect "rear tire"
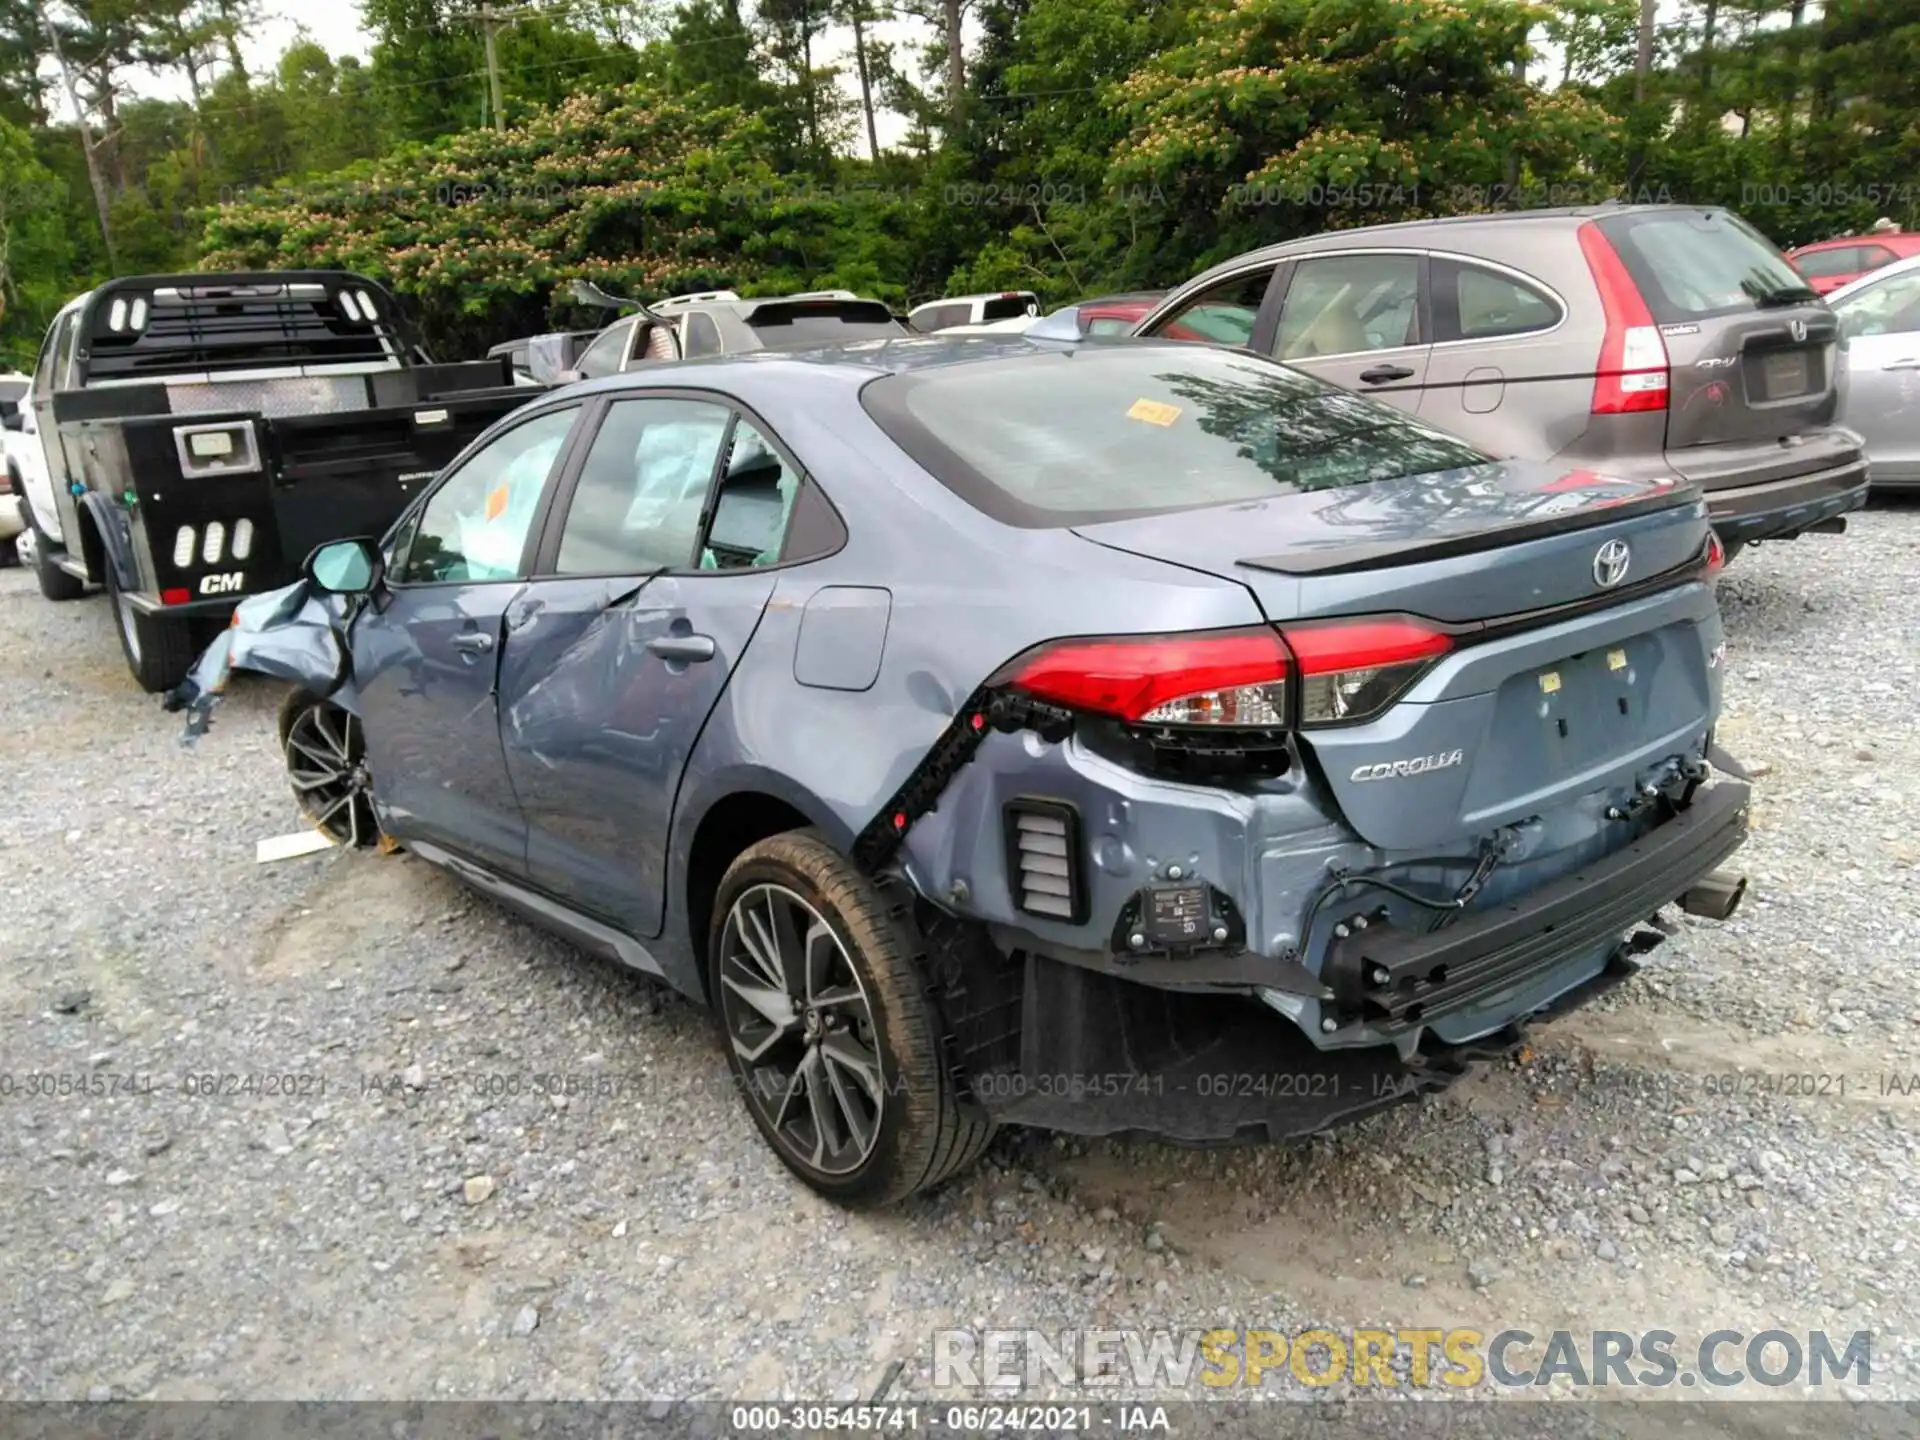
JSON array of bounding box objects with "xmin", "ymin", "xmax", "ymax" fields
[
  {"xmin": 26, "ymin": 505, "xmax": 85, "ymax": 602},
  {"xmin": 105, "ymin": 564, "xmax": 197, "ymax": 693},
  {"xmin": 278, "ymin": 689, "xmax": 381, "ymax": 848},
  {"xmin": 709, "ymin": 831, "xmax": 993, "ymax": 1207}
]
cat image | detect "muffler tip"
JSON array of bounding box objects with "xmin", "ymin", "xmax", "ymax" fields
[{"xmin": 1679, "ymin": 870, "xmax": 1747, "ymax": 922}]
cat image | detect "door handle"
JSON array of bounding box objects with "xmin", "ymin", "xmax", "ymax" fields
[
  {"xmin": 1359, "ymin": 364, "xmax": 1416, "ymax": 384},
  {"xmin": 647, "ymin": 634, "xmax": 716, "ymax": 662},
  {"xmin": 452, "ymin": 632, "xmax": 495, "ymax": 655}
]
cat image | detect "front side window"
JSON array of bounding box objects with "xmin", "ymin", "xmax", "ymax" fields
[
  {"xmin": 1147, "ymin": 270, "xmax": 1272, "ymax": 347},
  {"xmin": 862, "ymin": 345, "xmax": 1489, "ymax": 528},
  {"xmin": 555, "ymin": 398, "xmax": 731, "ymax": 575},
  {"xmin": 1836, "ymin": 266, "xmax": 1920, "ymax": 338},
  {"xmin": 397, "ymin": 407, "xmax": 577, "ymax": 584},
  {"xmin": 1275, "ymin": 253, "xmax": 1420, "ymax": 359}
]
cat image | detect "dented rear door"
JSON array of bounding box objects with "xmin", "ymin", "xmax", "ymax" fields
[{"xmin": 498, "ymin": 570, "xmax": 777, "ymax": 938}]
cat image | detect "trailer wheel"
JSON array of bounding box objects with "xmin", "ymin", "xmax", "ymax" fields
[{"xmin": 105, "ymin": 565, "xmax": 198, "ymax": 693}]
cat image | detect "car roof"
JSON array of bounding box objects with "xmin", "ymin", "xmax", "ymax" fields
[{"xmin": 561, "ymin": 332, "xmax": 1150, "ymax": 396}]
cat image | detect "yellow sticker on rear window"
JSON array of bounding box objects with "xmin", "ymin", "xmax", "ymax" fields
[
  {"xmin": 484, "ymin": 484, "xmax": 509, "ymax": 522},
  {"xmin": 1607, "ymin": 648, "xmax": 1629, "ymax": 671},
  {"xmin": 1539, "ymin": 671, "xmax": 1562, "ymax": 695},
  {"xmin": 1127, "ymin": 398, "xmax": 1182, "ymax": 427}
]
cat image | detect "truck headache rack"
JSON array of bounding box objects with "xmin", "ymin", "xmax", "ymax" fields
[{"xmin": 82, "ymin": 276, "xmax": 405, "ymax": 383}]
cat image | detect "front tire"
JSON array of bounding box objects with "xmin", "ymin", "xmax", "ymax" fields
[
  {"xmin": 104, "ymin": 564, "xmax": 197, "ymax": 693},
  {"xmin": 279, "ymin": 690, "xmax": 380, "ymax": 848},
  {"xmin": 709, "ymin": 831, "xmax": 993, "ymax": 1207}
]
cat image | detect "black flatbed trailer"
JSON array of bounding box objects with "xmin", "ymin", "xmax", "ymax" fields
[{"xmin": 23, "ymin": 271, "xmax": 544, "ymax": 690}]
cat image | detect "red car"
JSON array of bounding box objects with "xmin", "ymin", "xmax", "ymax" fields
[
  {"xmin": 1057, "ymin": 292, "xmax": 1166, "ymax": 335},
  {"xmin": 1786, "ymin": 233, "xmax": 1920, "ymax": 294}
]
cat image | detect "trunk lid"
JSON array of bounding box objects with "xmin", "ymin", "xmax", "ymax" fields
[
  {"xmin": 1591, "ymin": 209, "xmax": 1843, "ymax": 467},
  {"xmin": 1072, "ymin": 461, "xmax": 1719, "ymax": 851}
]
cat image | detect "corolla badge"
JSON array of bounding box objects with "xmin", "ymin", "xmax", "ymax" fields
[
  {"xmin": 1593, "ymin": 538, "xmax": 1632, "ymax": 589},
  {"xmin": 1351, "ymin": 750, "xmax": 1465, "ymax": 782}
]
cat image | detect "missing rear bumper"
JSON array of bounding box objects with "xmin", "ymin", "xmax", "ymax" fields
[{"xmin": 1320, "ymin": 780, "xmax": 1749, "ymax": 1031}]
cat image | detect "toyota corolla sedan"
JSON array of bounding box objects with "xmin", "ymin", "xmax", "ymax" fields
[{"xmin": 170, "ymin": 335, "xmax": 1750, "ymax": 1207}]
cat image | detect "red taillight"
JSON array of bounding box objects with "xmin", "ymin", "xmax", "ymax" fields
[
  {"xmin": 1705, "ymin": 530, "xmax": 1726, "ymax": 578},
  {"xmin": 160, "ymin": 587, "xmax": 192, "ymax": 605},
  {"xmin": 1279, "ymin": 617, "xmax": 1453, "ymax": 727},
  {"xmin": 1578, "ymin": 222, "xmax": 1669, "ymax": 415},
  {"xmin": 1001, "ymin": 627, "xmax": 1292, "ymax": 726}
]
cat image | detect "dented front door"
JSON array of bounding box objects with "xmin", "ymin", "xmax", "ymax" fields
[{"xmin": 496, "ymin": 571, "xmax": 778, "ymax": 938}]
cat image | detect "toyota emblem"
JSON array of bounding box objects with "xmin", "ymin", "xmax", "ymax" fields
[
  {"xmin": 1593, "ymin": 539, "xmax": 1632, "ymax": 589},
  {"xmin": 1790, "ymin": 318, "xmax": 1807, "ymax": 342}
]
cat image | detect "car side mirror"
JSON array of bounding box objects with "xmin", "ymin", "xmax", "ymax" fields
[{"xmin": 305, "ymin": 537, "xmax": 384, "ymax": 595}]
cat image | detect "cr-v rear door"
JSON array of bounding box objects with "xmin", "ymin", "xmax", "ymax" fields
[
  {"xmin": 1591, "ymin": 209, "xmax": 1847, "ymax": 489},
  {"xmin": 1266, "ymin": 251, "xmax": 1431, "ymax": 415}
]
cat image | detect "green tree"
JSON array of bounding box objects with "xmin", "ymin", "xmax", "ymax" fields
[{"xmin": 0, "ymin": 115, "xmax": 76, "ymax": 366}]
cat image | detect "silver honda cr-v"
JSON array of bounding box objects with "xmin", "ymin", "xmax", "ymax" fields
[{"xmin": 1135, "ymin": 205, "xmax": 1869, "ymax": 558}]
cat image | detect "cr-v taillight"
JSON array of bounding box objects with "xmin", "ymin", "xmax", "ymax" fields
[
  {"xmin": 996, "ymin": 618, "xmax": 1452, "ymax": 731},
  {"xmin": 1578, "ymin": 222, "xmax": 1669, "ymax": 414}
]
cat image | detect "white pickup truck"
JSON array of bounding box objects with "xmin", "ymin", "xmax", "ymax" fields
[{"xmin": 0, "ymin": 371, "xmax": 38, "ymax": 565}]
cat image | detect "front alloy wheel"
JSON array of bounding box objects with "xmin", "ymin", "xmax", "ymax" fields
[{"xmin": 280, "ymin": 692, "xmax": 379, "ymax": 847}]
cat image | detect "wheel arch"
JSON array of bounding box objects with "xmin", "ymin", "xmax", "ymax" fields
[
  {"xmin": 73, "ymin": 491, "xmax": 135, "ymax": 590},
  {"xmin": 680, "ymin": 782, "xmax": 849, "ymax": 1002}
]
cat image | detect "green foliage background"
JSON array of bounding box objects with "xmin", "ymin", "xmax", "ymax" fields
[{"xmin": 4, "ymin": 0, "xmax": 1919, "ymax": 365}]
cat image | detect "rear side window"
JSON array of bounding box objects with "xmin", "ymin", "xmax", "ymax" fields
[
  {"xmin": 861, "ymin": 346, "xmax": 1490, "ymax": 528},
  {"xmin": 1596, "ymin": 210, "xmax": 1809, "ymax": 322},
  {"xmin": 555, "ymin": 398, "xmax": 731, "ymax": 574},
  {"xmin": 683, "ymin": 312, "xmax": 723, "ymax": 357},
  {"xmin": 1432, "ymin": 259, "xmax": 1562, "ymax": 342}
]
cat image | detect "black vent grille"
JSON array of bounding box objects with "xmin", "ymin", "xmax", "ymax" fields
[{"xmin": 1004, "ymin": 800, "xmax": 1086, "ymax": 924}]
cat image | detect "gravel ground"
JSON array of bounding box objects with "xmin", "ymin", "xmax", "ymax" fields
[{"xmin": 1, "ymin": 503, "xmax": 1917, "ymax": 1411}]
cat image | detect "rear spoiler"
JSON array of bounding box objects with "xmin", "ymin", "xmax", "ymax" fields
[{"xmin": 1238, "ymin": 486, "xmax": 1698, "ymax": 577}]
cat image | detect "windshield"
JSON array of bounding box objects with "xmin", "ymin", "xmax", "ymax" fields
[
  {"xmin": 1596, "ymin": 210, "xmax": 1812, "ymax": 323},
  {"xmin": 861, "ymin": 344, "xmax": 1491, "ymax": 528}
]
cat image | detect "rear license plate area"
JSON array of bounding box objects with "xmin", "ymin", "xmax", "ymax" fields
[{"xmin": 1752, "ymin": 347, "xmax": 1816, "ymax": 401}]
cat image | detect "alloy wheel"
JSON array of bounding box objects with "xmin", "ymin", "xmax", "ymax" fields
[
  {"xmin": 718, "ymin": 884, "xmax": 886, "ymax": 1177},
  {"xmin": 284, "ymin": 702, "xmax": 376, "ymax": 847}
]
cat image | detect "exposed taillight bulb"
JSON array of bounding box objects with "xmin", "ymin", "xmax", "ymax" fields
[{"xmin": 1705, "ymin": 530, "xmax": 1727, "ymax": 579}]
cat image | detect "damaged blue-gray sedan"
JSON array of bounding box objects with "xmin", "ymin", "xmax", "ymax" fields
[{"xmin": 169, "ymin": 334, "xmax": 1752, "ymax": 1206}]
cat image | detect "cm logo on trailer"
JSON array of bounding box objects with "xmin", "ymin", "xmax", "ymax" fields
[{"xmin": 198, "ymin": 572, "xmax": 246, "ymax": 595}]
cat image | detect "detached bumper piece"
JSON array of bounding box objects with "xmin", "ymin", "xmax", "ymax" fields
[{"xmin": 1323, "ymin": 780, "xmax": 1750, "ymax": 1031}]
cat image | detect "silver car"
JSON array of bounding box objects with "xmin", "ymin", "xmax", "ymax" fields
[
  {"xmin": 1136, "ymin": 205, "xmax": 1871, "ymax": 557},
  {"xmin": 1829, "ymin": 252, "xmax": 1920, "ymax": 488}
]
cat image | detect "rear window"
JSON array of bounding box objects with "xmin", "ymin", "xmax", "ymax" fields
[
  {"xmin": 1596, "ymin": 211, "xmax": 1810, "ymax": 323},
  {"xmin": 861, "ymin": 345, "xmax": 1490, "ymax": 528},
  {"xmin": 1792, "ymin": 246, "xmax": 1867, "ymax": 280},
  {"xmin": 747, "ymin": 301, "xmax": 908, "ymax": 347},
  {"xmin": 981, "ymin": 294, "xmax": 1038, "ymax": 322}
]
